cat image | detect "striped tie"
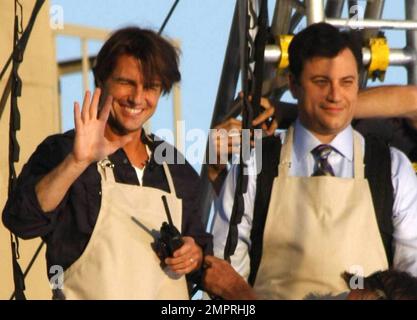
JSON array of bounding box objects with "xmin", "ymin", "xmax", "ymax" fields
[{"xmin": 311, "ymin": 144, "xmax": 335, "ymax": 177}]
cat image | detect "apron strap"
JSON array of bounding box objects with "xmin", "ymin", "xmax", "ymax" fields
[
  {"xmin": 97, "ymin": 159, "xmax": 116, "ymax": 183},
  {"xmin": 278, "ymin": 126, "xmax": 294, "ymax": 177},
  {"xmin": 162, "ymin": 162, "xmax": 177, "ymax": 197},
  {"xmin": 97, "ymin": 159, "xmax": 176, "ymax": 195},
  {"xmin": 353, "ymin": 131, "xmax": 365, "ymax": 179}
]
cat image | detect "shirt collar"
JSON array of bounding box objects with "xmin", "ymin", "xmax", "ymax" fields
[
  {"xmin": 109, "ymin": 129, "xmax": 156, "ymax": 166},
  {"xmin": 140, "ymin": 129, "xmax": 155, "ymax": 150},
  {"xmin": 293, "ymin": 119, "xmax": 354, "ymax": 162}
]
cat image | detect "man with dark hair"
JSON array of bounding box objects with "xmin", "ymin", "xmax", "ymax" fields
[
  {"xmin": 343, "ymin": 270, "xmax": 417, "ymax": 300},
  {"xmin": 2, "ymin": 27, "xmax": 212, "ymax": 299},
  {"xmin": 204, "ymin": 22, "xmax": 417, "ymax": 300}
]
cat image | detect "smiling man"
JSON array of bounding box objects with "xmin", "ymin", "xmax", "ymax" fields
[
  {"xmin": 2, "ymin": 27, "xmax": 212, "ymax": 299},
  {"xmin": 293, "ymin": 47, "xmax": 358, "ymax": 143},
  {"xmin": 205, "ymin": 22, "xmax": 417, "ymax": 300}
]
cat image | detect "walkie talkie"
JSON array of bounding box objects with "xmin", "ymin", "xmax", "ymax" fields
[{"xmin": 156, "ymin": 195, "xmax": 184, "ymax": 260}]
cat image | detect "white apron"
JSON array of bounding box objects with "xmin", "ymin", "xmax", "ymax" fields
[
  {"xmin": 61, "ymin": 160, "xmax": 189, "ymax": 299},
  {"xmin": 253, "ymin": 126, "xmax": 388, "ymax": 299}
]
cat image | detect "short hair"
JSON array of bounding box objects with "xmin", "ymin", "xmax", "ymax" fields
[
  {"xmin": 342, "ymin": 269, "xmax": 417, "ymax": 300},
  {"xmin": 288, "ymin": 22, "xmax": 363, "ymax": 81},
  {"xmin": 93, "ymin": 26, "xmax": 181, "ymax": 95}
]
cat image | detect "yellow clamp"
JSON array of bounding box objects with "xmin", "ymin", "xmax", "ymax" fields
[
  {"xmin": 368, "ymin": 37, "xmax": 390, "ymax": 82},
  {"xmin": 412, "ymin": 162, "xmax": 417, "ymax": 173},
  {"xmin": 278, "ymin": 35, "xmax": 293, "ymax": 71}
]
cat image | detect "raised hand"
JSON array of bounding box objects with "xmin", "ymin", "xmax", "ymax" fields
[
  {"xmin": 72, "ymin": 88, "xmax": 131, "ymax": 166},
  {"xmin": 210, "ymin": 97, "xmax": 278, "ymax": 160},
  {"xmin": 207, "ymin": 97, "xmax": 278, "ymax": 188},
  {"xmin": 210, "ymin": 117, "xmax": 242, "ymax": 165},
  {"xmin": 253, "ymin": 97, "xmax": 278, "ymax": 136}
]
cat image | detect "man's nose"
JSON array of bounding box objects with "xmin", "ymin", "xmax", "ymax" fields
[
  {"xmin": 128, "ymin": 86, "xmax": 144, "ymax": 105},
  {"xmin": 327, "ymin": 83, "xmax": 342, "ymax": 103}
]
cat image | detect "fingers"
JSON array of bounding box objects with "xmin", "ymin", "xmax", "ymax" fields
[
  {"xmin": 204, "ymin": 255, "xmax": 224, "ymax": 267},
  {"xmin": 214, "ymin": 118, "xmax": 242, "ymax": 131},
  {"xmin": 74, "ymin": 102, "xmax": 81, "ymax": 129},
  {"xmin": 89, "ymin": 88, "xmax": 101, "ymax": 119},
  {"xmin": 252, "ymin": 97, "xmax": 274, "ymax": 125},
  {"xmin": 202, "ymin": 256, "xmax": 235, "ymax": 298},
  {"xmin": 165, "ymin": 257, "xmax": 198, "ymax": 275},
  {"xmin": 265, "ymin": 119, "xmax": 278, "ymax": 136},
  {"xmin": 211, "ymin": 118, "xmax": 242, "ymax": 159},
  {"xmin": 81, "ymin": 90, "xmax": 91, "ymax": 122},
  {"xmin": 79, "ymin": 88, "xmax": 103, "ymax": 122},
  {"xmin": 252, "ymin": 105, "xmax": 275, "ymax": 126},
  {"xmin": 260, "ymin": 96, "xmax": 273, "ymax": 110},
  {"xmin": 173, "ymin": 236, "xmax": 194, "ymax": 256},
  {"xmin": 99, "ymin": 95, "xmax": 113, "ymax": 122},
  {"xmin": 221, "ymin": 96, "xmax": 277, "ymax": 138},
  {"xmin": 165, "ymin": 237, "xmax": 202, "ymax": 275},
  {"xmin": 250, "ymin": 97, "xmax": 278, "ymax": 137},
  {"xmin": 203, "ymin": 256, "xmax": 257, "ymax": 300}
]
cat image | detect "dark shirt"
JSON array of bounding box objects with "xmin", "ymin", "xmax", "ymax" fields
[{"xmin": 2, "ymin": 130, "xmax": 213, "ymax": 275}]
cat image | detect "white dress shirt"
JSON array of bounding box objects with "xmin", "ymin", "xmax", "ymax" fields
[{"xmin": 212, "ymin": 120, "xmax": 417, "ymax": 279}]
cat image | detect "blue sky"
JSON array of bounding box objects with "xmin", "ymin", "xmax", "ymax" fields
[{"xmin": 52, "ymin": 0, "xmax": 409, "ymax": 170}]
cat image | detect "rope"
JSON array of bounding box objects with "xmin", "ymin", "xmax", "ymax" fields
[{"xmin": 158, "ymin": 0, "xmax": 180, "ymax": 35}]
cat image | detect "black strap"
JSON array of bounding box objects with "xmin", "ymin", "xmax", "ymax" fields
[
  {"xmin": 248, "ymin": 135, "xmax": 281, "ymax": 285},
  {"xmin": 364, "ymin": 135, "xmax": 394, "ymax": 267},
  {"xmin": 223, "ymin": 0, "xmax": 270, "ymax": 262},
  {"xmin": 250, "ymin": 0, "xmax": 268, "ymax": 120},
  {"xmin": 223, "ymin": 0, "xmax": 250, "ymax": 262},
  {"xmin": 249, "ymin": 133, "xmax": 394, "ymax": 284},
  {"xmin": 10, "ymin": 237, "xmax": 26, "ymax": 300}
]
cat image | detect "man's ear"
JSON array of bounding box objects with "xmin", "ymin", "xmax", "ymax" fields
[{"xmin": 288, "ymin": 73, "xmax": 299, "ymax": 99}]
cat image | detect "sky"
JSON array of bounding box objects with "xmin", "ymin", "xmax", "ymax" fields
[{"xmin": 51, "ymin": 0, "xmax": 409, "ymax": 172}]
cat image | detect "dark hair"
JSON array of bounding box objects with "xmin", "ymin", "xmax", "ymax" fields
[
  {"xmin": 288, "ymin": 22, "xmax": 363, "ymax": 81},
  {"xmin": 342, "ymin": 269, "xmax": 417, "ymax": 300},
  {"xmin": 93, "ymin": 26, "xmax": 181, "ymax": 95}
]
